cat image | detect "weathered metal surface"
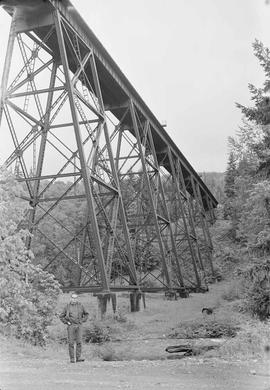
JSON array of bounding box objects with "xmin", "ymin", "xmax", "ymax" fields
[{"xmin": 0, "ymin": 0, "xmax": 218, "ymax": 293}]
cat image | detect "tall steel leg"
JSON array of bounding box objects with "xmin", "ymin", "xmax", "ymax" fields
[{"xmin": 54, "ymin": 10, "xmax": 109, "ymax": 291}]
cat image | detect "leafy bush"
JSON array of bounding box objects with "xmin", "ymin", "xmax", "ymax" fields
[
  {"xmin": 242, "ymin": 259, "xmax": 270, "ymax": 320},
  {"xmin": 0, "ymin": 169, "xmax": 61, "ymax": 345},
  {"xmin": 0, "ymin": 251, "xmax": 61, "ymax": 346},
  {"xmin": 84, "ymin": 321, "xmax": 111, "ymax": 343},
  {"xmin": 168, "ymin": 317, "xmax": 240, "ymax": 339},
  {"xmin": 237, "ymin": 181, "xmax": 270, "ymax": 251}
]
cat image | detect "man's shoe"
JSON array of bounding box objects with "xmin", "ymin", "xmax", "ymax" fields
[
  {"xmin": 76, "ymin": 358, "xmax": 85, "ymax": 362},
  {"xmin": 70, "ymin": 359, "xmax": 76, "ymax": 363}
]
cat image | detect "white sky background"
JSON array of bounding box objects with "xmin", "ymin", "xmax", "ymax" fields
[{"xmin": 0, "ymin": 0, "xmax": 270, "ymax": 172}]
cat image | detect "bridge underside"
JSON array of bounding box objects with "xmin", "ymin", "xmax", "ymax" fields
[{"xmin": 0, "ymin": 0, "xmax": 218, "ymax": 295}]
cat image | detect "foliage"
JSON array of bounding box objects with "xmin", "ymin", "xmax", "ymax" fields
[
  {"xmin": 31, "ymin": 180, "xmax": 87, "ymax": 287},
  {"xmin": 223, "ymin": 152, "xmax": 238, "ymax": 221},
  {"xmin": 84, "ymin": 320, "xmax": 111, "ymax": 343},
  {"xmin": 241, "ymin": 259, "xmax": 270, "ymax": 320},
  {"xmin": 168, "ymin": 317, "xmax": 240, "ymax": 339},
  {"xmin": 236, "ymin": 41, "xmax": 270, "ymax": 124},
  {"xmin": 215, "ymin": 321, "xmax": 270, "ymax": 359},
  {"xmin": 236, "ymin": 40, "xmax": 270, "ymax": 178},
  {"xmin": 237, "ymin": 181, "xmax": 270, "ymax": 250},
  {"xmin": 222, "ymin": 40, "xmax": 270, "ymax": 255},
  {"xmin": 0, "ymin": 168, "xmax": 61, "ymax": 345},
  {"xmin": 224, "ymin": 152, "xmax": 237, "ymax": 199},
  {"xmin": 200, "ymin": 172, "xmax": 225, "ymax": 203},
  {"xmin": 227, "ymin": 121, "xmax": 262, "ymax": 174}
]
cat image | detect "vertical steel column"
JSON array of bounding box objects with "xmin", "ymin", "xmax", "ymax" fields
[
  {"xmin": 206, "ymin": 196, "xmax": 216, "ymax": 224},
  {"xmin": 27, "ymin": 64, "xmax": 58, "ymax": 248},
  {"xmin": 158, "ymin": 177, "xmax": 186, "ymax": 289},
  {"xmin": 0, "ymin": 15, "xmax": 16, "ymax": 126},
  {"xmin": 167, "ymin": 148, "xmax": 201, "ymax": 288},
  {"xmin": 129, "ymin": 101, "xmax": 172, "ymax": 289},
  {"xmin": 191, "ymin": 179, "xmax": 215, "ymax": 276},
  {"xmin": 146, "ymin": 127, "xmax": 185, "ymax": 289},
  {"xmin": 54, "ymin": 10, "xmax": 110, "ymax": 291},
  {"xmin": 89, "ymin": 53, "xmax": 138, "ymax": 286},
  {"xmin": 176, "ymin": 162, "xmax": 206, "ymax": 273},
  {"xmin": 103, "ymin": 197, "xmax": 120, "ymax": 279}
]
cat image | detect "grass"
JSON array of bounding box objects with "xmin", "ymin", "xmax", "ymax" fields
[
  {"xmin": 208, "ymin": 320, "xmax": 270, "ymax": 359},
  {"xmin": 46, "ymin": 292, "xmax": 135, "ymax": 345},
  {"xmin": 2, "ymin": 280, "xmax": 269, "ymax": 362},
  {"xmin": 221, "ymin": 279, "xmax": 244, "ymax": 301}
]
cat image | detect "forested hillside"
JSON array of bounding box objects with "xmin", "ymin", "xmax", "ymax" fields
[
  {"xmin": 211, "ymin": 39, "xmax": 270, "ymax": 321},
  {"xmin": 199, "ymin": 172, "xmax": 225, "ymax": 202}
]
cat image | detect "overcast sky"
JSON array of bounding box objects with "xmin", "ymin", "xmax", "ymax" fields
[{"xmin": 0, "ymin": 0, "xmax": 270, "ymax": 172}]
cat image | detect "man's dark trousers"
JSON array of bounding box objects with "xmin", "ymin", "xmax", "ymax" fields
[{"xmin": 67, "ymin": 324, "xmax": 83, "ymax": 362}]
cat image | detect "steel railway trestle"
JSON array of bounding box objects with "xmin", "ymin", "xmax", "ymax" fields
[{"xmin": 0, "ymin": 0, "xmax": 218, "ymax": 311}]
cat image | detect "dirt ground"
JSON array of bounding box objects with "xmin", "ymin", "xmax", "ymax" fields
[
  {"xmin": 0, "ymin": 355, "xmax": 269, "ymax": 390},
  {"xmin": 0, "ymin": 281, "xmax": 269, "ymax": 390}
]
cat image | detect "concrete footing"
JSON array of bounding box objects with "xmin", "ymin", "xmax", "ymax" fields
[
  {"xmin": 176, "ymin": 288, "xmax": 189, "ymax": 298},
  {"xmin": 95, "ymin": 292, "xmax": 117, "ymax": 319},
  {"xmin": 164, "ymin": 289, "xmax": 189, "ymax": 299},
  {"xmin": 129, "ymin": 291, "xmax": 144, "ymax": 312},
  {"xmin": 164, "ymin": 290, "xmax": 178, "ymax": 300}
]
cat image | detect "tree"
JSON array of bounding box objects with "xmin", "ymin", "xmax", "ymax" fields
[
  {"xmin": 228, "ymin": 121, "xmax": 262, "ymax": 176},
  {"xmin": 224, "ymin": 152, "xmax": 237, "ymax": 199},
  {"xmin": 0, "ymin": 168, "xmax": 61, "ymax": 345},
  {"xmin": 237, "ymin": 180, "xmax": 270, "ymax": 252},
  {"xmin": 236, "ymin": 40, "xmax": 270, "ymax": 177}
]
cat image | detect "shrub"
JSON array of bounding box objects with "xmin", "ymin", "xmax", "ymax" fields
[
  {"xmin": 168, "ymin": 317, "xmax": 240, "ymax": 339},
  {"xmin": 84, "ymin": 321, "xmax": 111, "ymax": 343},
  {"xmin": 0, "ymin": 262, "xmax": 61, "ymax": 346},
  {"xmin": 0, "ymin": 169, "xmax": 61, "ymax": 346},
  {"xmin": 216, "ymin": 321, "xmax": 270, "ymax": 359},
  {"xmin": 241, "ymin": 259, "xmax": 270, "ymax": 320}
]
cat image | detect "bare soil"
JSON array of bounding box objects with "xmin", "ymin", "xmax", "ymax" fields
[
  {"xmin": 0, "ymin": 281, "xmax": 269, "ymax": 390},
  {"xmin": 1, "ymin": 354, "xmax": 269, "ymax": 390}
]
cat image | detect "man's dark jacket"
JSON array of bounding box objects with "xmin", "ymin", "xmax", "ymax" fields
[{"xmin": 60, "ymin": 302, "xmax": 89, "ymax": 325}]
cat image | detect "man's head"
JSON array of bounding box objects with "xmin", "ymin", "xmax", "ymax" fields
[{"xmin": 70, "ymin": 292, "xmax": 78, "ymax": 303}]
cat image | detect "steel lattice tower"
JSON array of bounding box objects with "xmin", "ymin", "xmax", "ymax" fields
[{"xmin": 0, "ymin": 0, "xmax": 218, "ymax": 304}]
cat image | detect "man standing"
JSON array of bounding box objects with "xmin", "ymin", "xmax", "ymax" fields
[{"xmin": 60, "ymin": 292, "xmax": 89, "ymax": 363}]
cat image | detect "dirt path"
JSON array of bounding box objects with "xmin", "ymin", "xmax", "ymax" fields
[{"xmin": 0, "ymin": 355, "xmax": 269, "ymax": 390}]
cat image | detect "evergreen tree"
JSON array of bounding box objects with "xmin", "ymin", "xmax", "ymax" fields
[
  {"xmin": 236, "ymin": 40, "xmax": 270, "ymax": 177},
  {"xmin": 223, "ymin": 152, "xmax": 238, "ymax": 226},
  {"xmin": 224, "ymin": 152, "xmax": 237, "ymax": 199}
]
